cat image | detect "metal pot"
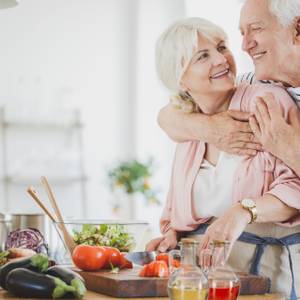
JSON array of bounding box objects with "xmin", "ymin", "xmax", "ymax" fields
[{"xmin": 0, "ymin": 213, "xmax": 51, "ymax": 251}]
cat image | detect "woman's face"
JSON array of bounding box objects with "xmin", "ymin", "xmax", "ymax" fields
[{"xmin": 180, "ymin": 34, "xmax": 236, "ymax": 103}]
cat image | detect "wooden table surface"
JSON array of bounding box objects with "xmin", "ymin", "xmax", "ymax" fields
[{"xmin": 0, "ymin": 289, "xmax": 285, "ymax": 300}]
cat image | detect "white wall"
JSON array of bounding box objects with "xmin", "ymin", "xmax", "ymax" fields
[
  {"xmin": 0, "ymin": 0, "xmax": 141, "ymax": 219},
  {"xmin": 0, "ymin": 0, "xmax": 254, "ymax": 237}
]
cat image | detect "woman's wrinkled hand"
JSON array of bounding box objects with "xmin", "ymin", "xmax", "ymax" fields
[
  {"xmin": 200, "ymin": 204, "xmax": 250, "ymax": 256},
  {"xmin": 145, "ymin": 229, "xmax": 178, "ymax": 252}
]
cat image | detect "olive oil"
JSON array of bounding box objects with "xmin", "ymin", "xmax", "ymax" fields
[{"xmin": 168, "ymin": 286, "xmax": 208, "ymax": 300}]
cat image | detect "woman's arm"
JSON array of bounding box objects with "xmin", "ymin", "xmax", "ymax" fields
[
  {"xmin": 200, "ymin": 194, "xmax": 299, "ymax": 253},
  {"xmin": 158, "ymin": 104, "xmax": 261, "ymax": 156}
]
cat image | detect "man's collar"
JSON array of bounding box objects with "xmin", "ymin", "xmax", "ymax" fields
[{"xmin": 287, "ymin": 87, "xmax": 300, "ymax": 101}]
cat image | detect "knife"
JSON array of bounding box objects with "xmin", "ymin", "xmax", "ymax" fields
[{"xmin": 125, "ymin": 251, "xmax": 158, "ymax": 266}]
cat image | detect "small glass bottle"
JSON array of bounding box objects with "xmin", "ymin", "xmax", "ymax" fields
[
  {"xmin": 168, "ymin": 238, "xmax": 208, "ymax": 300},
  {"xmin": 207, "ymin": 240, "xmax": 240, "ymax": 300}
]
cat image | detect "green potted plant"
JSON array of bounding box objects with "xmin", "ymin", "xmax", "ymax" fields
[{"xmin": 108, "ymin": 158, "xmax": 160, "ymax": 206}]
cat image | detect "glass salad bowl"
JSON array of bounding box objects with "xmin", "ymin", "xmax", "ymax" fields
[{"xmin": 52, "ymin": 220, "xmax": 149, "ymax": 263}]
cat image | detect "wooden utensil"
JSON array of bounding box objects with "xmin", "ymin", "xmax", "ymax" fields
[
  {"xmin": 27, "ymin": 186, "xmax": 57, "ymax": 223},
  {"xmin": 40, "ymin": 176, "xmax": 76, "ymax": 253}
]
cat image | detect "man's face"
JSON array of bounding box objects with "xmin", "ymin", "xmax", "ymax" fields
[{"xmin": 239, "ymin": 0, "xmax": 295, "ymax": 84}]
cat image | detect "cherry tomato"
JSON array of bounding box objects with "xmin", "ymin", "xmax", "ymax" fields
[
  {"xmin": 103, "ymin": 246, "xmax": 121, "ymax": 268},
  {"xmin": 119, "ymin": 253, "xmax": 133, "ymax": 269},
  {"xmin": 72, "ymin": 245, "xmax": 106, "ymax": 271},
  {"xmin": 139, "ymin": 260, "xmax": 169, "ymax": 277}
]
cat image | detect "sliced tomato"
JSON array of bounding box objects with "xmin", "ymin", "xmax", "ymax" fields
[
  {"xmin": 139, "ymin": 260, "xmax": 169, "ymax": 277},
  {"xmin": 156, "ymin": 253, "xmax": 169, "ymax": 265},
  {"xmin": 156, "ymin": 253, "xmax": 180, "ymax": 268},
  {"xmin": 139, "ymin": 265, "xmax": 147, "ymax": 276},
  {"xmin": 153, "ymin": 260, "xmax": 169, "ymax": 277},
  {"xmin": 172, "ymin": 259, "xmax": 180, "ymax": 268}
]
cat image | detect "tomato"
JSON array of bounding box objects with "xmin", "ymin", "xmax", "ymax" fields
[
  {"xmin": 156, "ymin": 253, "xmax": 169, "ymax": 265},
  {"xmin": 156, "ymin": 253, "xmax": 180, "ymax": 268},
  {"xmin": 72, "ymin": 245, "xmax": 106, "ymax": 271},
  {"xmin": 139, "ymin": 260, "xmax": 169, "ymax": 277},
  {"xmin": 103, "ymin": 246, "xmax": 121, "ymax": 268},
  {"xmin": 119, "ymin": 253, "xmax": 133, "ymax": 269},
  {"xmin": 172, "ymin": 259, "xmax": 180, "ymax": 268}
]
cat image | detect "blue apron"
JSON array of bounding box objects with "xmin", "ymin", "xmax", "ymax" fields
[{"xmin": 188, "ymin": 223, "xmax": 300, "ymax": 300}]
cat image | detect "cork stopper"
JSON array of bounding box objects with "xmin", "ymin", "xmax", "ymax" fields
[{"xmin": 179, "ymin": 238, "xmax": 199, "ymax": 245}]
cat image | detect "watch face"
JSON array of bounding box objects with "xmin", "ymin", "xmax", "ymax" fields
[{"xmin": 242, "ymin": 198, "xmax": 255, "ymax": 208}]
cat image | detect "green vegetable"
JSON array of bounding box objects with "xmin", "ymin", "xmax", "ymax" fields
[
  {"xmin": 73, "ymin": 224, "xmax": 134, "ymax": 252},
  {"xmin": 0, "ymin": 251, "xmax": 9, "ymax": 266}
]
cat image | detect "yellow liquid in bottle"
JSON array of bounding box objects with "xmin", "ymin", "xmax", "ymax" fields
[{"xmin": 168, "ymin": 286, "xmax": 208, "ymax": 300}]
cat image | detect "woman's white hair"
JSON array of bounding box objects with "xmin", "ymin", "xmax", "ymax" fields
[
  {"xmin": 155, "ymin": 17, "xmax": 228, "ymax": 112},
  {"xmin": 268, "ymin": 0, "xmax": 300, "ymax": 27}
]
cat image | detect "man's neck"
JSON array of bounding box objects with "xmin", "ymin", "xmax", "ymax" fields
[{"xmin": 278, "ymin": 58, "xmax": 300, "ymax": 88}]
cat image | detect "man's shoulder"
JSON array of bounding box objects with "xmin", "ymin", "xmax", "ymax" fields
[
  {"xmin": 233, "ymin": 81, "xmax": 293, "ymax": 113},
  {"xmin": 247, "ymin": 81, "xmax": 290, "ymax": 97}
]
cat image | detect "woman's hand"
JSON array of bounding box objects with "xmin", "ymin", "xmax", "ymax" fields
[
  {"xmin": 200, "ymin": 204, "xmax": 250, "ymax": 256},
  {"xmin": 145, "ymin": 230, "xmax": 178, "ymax": 252}
]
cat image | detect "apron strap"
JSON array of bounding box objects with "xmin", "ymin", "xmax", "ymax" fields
[{"xmin": 187, "ymin": 224, "xmax": 300, "ymax": 300}]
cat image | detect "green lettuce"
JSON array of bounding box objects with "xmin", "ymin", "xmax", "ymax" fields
[{"xmin": 73, "ymin": 224, "xmax": 135, "ymax": 252}]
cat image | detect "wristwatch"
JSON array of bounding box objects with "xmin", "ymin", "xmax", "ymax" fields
[{"xmin": 240, "ymin": 198, "xmax": 257, "ymax": 224}]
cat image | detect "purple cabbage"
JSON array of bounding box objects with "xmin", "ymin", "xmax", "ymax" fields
[{"xmin": 5, "ymin": 228, "xmax": 48, "ymax": 254}]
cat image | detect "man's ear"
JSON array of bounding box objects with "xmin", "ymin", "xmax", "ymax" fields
[{"xmin": 293, "ymin": 17, "xmax": 300, "ymax": 44}]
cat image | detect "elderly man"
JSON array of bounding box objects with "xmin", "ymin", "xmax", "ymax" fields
[
  {"xmin": 158, "ymin": 0, "xmax": 300, "ymax": 178},
  {"xmin": 157, "ymin": 0, "xmax": 300, "ymax": 298}
]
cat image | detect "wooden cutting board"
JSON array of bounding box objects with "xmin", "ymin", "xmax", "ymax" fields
[{"xmin": 75, "ymin": 268, "xmax": 270, "ymax": 298}]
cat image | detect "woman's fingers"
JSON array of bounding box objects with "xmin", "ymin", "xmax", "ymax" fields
[
  {"xmin": 157, "ymin": 234, "xmax": 177, "ymax": 252},
  {"xmin": 227, "ymin": 110, "xmax": 252, "ymax": 122},
  {"xmin": 231, "ymin": 140, "xmax": 262, "ymax": 151},
  {"xmin": 145, "ymin": 236, "xmax": 164, "ymax": 251}
]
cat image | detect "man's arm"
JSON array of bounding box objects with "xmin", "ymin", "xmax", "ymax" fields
[
  {"xmin": 158, "ymin": 103, "xmax": 262, "ymax": 156},
  {"xmin": 250, "ymin": 93, "xmax": 300, "ymax": 177}
]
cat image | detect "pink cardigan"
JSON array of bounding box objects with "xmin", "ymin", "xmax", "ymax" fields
[{"xmin": 160, "ymin": 83, "xmax": 300, "ymax": 234}]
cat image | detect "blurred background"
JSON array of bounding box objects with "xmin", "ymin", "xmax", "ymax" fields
[{"xmin": 0, "ymin": 0, "xmax": 254, "ymax": 238}]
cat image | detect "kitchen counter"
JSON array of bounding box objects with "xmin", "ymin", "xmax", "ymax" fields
[{"xmin": 0, "ymin": 289, "xmax": 285, "ymax": 300}]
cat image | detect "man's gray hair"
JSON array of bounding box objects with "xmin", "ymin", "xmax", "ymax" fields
[
  {"xmin": 241, "ymin": 0, "xmax": 300, "ymax": 27},
  {"xmin": 268, "ymin": 0, "xmax": 300, "ymax": 27}
]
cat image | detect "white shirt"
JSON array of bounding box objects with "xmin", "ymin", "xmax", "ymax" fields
[
  {"xmin": 237, "ymin": 71, "xmax": 300, "ymax": 107},
  {"xmin": 192, "ymin": 152, "xmax": 242, "ymax": 218}
]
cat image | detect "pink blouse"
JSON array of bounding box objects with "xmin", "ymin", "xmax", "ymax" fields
[{"xmin": 160, "ymin": 83, "xmax": 300, "ymax": 234}]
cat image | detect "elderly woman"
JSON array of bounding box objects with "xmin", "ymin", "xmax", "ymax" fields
[{"xmin": 147, "ymin": 17, "xmax": 300, "ymax": 299}]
